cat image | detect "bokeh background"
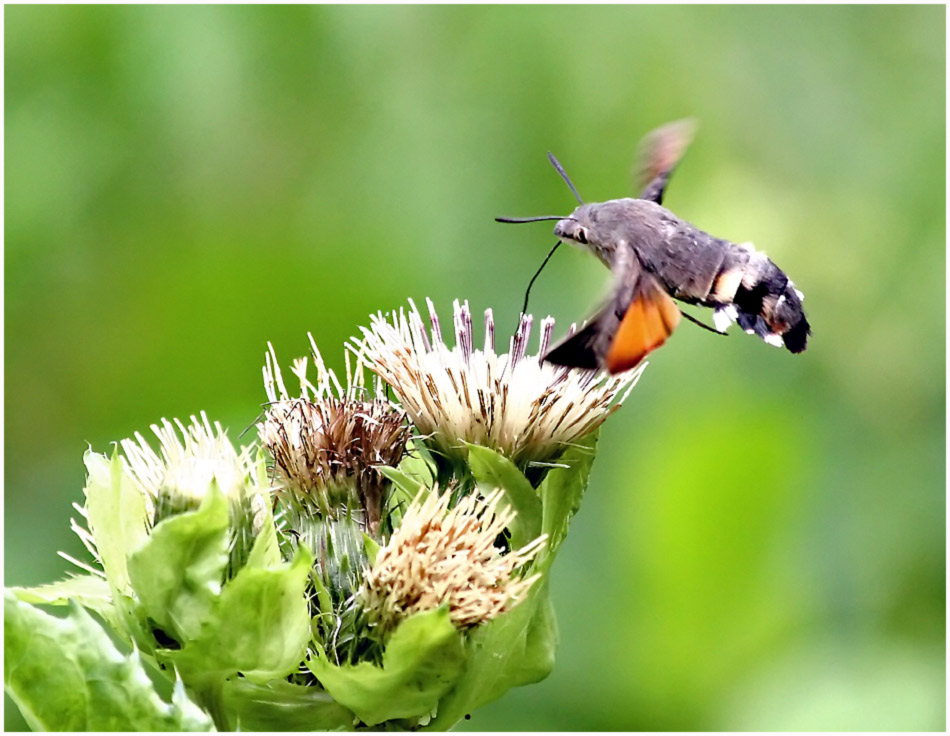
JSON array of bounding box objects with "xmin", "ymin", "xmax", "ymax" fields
[{"xmin": 4, "ymin": 5, "xmax": 945, "ymax": 731}]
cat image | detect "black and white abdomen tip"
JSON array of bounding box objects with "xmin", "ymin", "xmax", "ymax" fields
[{"xmin": 713, "ymin": 245, "xmax": 810, "ymax": 353}]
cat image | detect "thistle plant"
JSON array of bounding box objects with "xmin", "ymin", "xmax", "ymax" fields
[{"xmin": 4, "ymin": 298, "xmax": 644, "ymax": 731}]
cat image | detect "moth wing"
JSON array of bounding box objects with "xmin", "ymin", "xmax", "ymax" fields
[
  {"xmin": 544, "ymin": 248, "xmax": 643, "ymax": 371},
  {"xmin": 604, "ymin": 273, "xmax": 681, "ymax": 373},
  {"xmin": 634, "ymin": 118, "xmax": 697, "ymax": 205},
  {"xmin": 544, "ymin": 249, "xmax": 681, "ymax": 373},
  {"xmin": 542, "ymin": 316, "xmax": 603, "ymax": 370}
]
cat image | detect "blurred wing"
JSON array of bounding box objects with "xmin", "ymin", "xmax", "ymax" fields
[
  {"xmin": 542, "ymin": 319, "xmax": 602, "ymax": 370},
  {"xmin": 544, "ymin": 248, "xmax": 681, "ymax": 373},
  {"xmin": 634, "ymin": 118, "xmax": 697, "ymax": 205}
]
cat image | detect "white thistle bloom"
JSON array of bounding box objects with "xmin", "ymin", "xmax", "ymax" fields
[
  {"xmin": 360, "ymin": 488, "xmax": 546, "ymax": 631},
  {"xmin": 352, "ymin": 299, "xmax": 645, "ymax": 469},
  {"xmin": 65, "ymin": 412, "xmax": 269, "ymax": 579},
  {"xmin": 120, "ymin": 411, "xmax": 264, "ymax": 516}
]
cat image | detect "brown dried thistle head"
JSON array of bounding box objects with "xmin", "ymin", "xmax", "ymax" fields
[{"xmin": 258, "ymin": 336, "xmax": 409, "ymax": 535}]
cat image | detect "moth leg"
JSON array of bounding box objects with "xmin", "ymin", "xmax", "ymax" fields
[{"xmin": 679, "ymin": 309, "xmax": 729, "ymax": 336}]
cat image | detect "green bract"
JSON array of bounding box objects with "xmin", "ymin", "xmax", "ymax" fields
[
  {"xmin": 308, "ymin": 608, "xmax": 465, "ymax": 726},
  {"xmin": 127, "ymin": 482, "xmax": 231, "ymax": 644}
]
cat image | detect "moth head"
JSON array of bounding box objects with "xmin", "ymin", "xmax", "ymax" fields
[
  {"xmin": 553, "ymin": 207, "xmax": 592, "ymax": 247},
  {"xmin": 555, "ymin": 219, "xmax": 589, "ymax": 245}
]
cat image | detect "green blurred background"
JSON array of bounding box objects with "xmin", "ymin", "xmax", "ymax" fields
[{"xmin": 4, "ymin": 5, "xmax": 945, "ymax": 731}]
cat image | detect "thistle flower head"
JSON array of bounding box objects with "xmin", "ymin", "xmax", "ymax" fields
[
  {"xmin": 353, "ymin": 298, "xmax": 644, "ymax": 472},
  {"xmin": 119, "ymin": 411, "xmax": 264, "ymax": 521},
  {"xmin": 360, "ymin": 488, "xmax": 546, "ymax": 632},
  {"xmin": 60, "ymin": 412, "xmax": 272, "ymax": 582},
  {"xmin": 258, "ymin": 335, "xmax": 409, "ymax": 534}
]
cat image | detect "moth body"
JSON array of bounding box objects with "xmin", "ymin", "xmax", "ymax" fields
[
  {"xmin": 554, "ymin": 196, "xmax": 810, "ymax": 358},
  {"xmin": 501, "ymin": 120, "xmax": 811, "ymax": 374}
]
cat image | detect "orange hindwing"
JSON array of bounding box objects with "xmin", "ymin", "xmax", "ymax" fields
[{"xmin": 605, "ymin": 283, "xmax": 681, "ymax": 373}]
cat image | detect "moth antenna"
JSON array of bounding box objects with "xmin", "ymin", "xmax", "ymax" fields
[
  {"xmin": 679, "ymin": 309, "xmax": 728, "ymax": 336},
  {"xmin": 522, "ymin": 240, "xmax": 562, "ymax": 316},
  {"xmin": 496, "ymin": 215, "xmax": 569, "ymax": 224},
  {"xmin": 547, "ymin": 152, "xmax": 584, "ymax": 204}
]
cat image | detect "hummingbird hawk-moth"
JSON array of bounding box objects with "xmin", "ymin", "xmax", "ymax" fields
[{"xmin": 498, "ymin": 120, "xmax": 811, "ymax": 374}]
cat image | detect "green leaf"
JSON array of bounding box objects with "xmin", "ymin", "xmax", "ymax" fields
[
  {"xmin": 242, "ymin": 452, "xmax": 282, "ymax": 571},
  {"xmin": 114, "ymin": 591, "xmax": 162, "ymax": 655},
  {"xmin": 520, "ymin": 587, "xmax": 558, "ymax": 683},
  {"xmin": 310, "ymin": 568, "xmax": 333, "ymax": 618},
  {"xmin": 168, "ymin": 544, "xmax": 313, "ymax": 684},
  {"xmin": 462, "ymin": 584, "xmax": 556, "ymax": 696},
  {"xmin": 9, "ymin": 575, "xmax": 121, "ymax": 634},
  {"xmin": 362, "ymin": 533, "xmax": 380, "ymax": 567},
  {"xmin": 537, "ymin": 431, "xmax": 599, "ymax": 569},
  {"xmin": 307, "ymin": 607, "xmax": 465, "ymax": 726},
  {"xmin": 385, "ymin": 440, "xmax": 438, "ymax": 529},
  {"xmin": 378, "ymin": 466, "xmax": 423, "ymax": 497},
  {"xmin": 466, "ymin": 444, "xmax": 542, "ymax": 548},
  {"xmin": 82, "ymin": 449, "xmax": 150, "ymax": 595},
  {"xmin": 398, "ymin": 438, "xmax": 437, "ymax": 487},
  {"xmin": 3, "ymin": 592, "xmax": 213, "ymax": 731},
  {"xmin": 378, "ymin": 465, "xmax": 423, "ymax": 530},
  {"xmin": 425, "ymin": 583, "xmax": 556, "ymax": 730},
  {"xmin": 221, "ymin": 678, "xmax": 356, "ymax": 731},
  {"xmin": 10, "ymin": 574, "xmax": 111, "ymax": 607},
  {"xmin": 244, "ymin": 506, "xmax": 281, "ymax": 570},
  {"xmin": 127, "ymin": 481, "xmax": 231, "ymax": 643}
]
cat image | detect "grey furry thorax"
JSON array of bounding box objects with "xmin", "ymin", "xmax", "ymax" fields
[{"xmin": 554, "ymin": 198, "xmax": 682, "ymax": 269}]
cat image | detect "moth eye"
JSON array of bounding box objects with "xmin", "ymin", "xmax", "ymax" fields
[{"xmin": 574, "ymin": 227, "xmax": 589, "ymax": 244}]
